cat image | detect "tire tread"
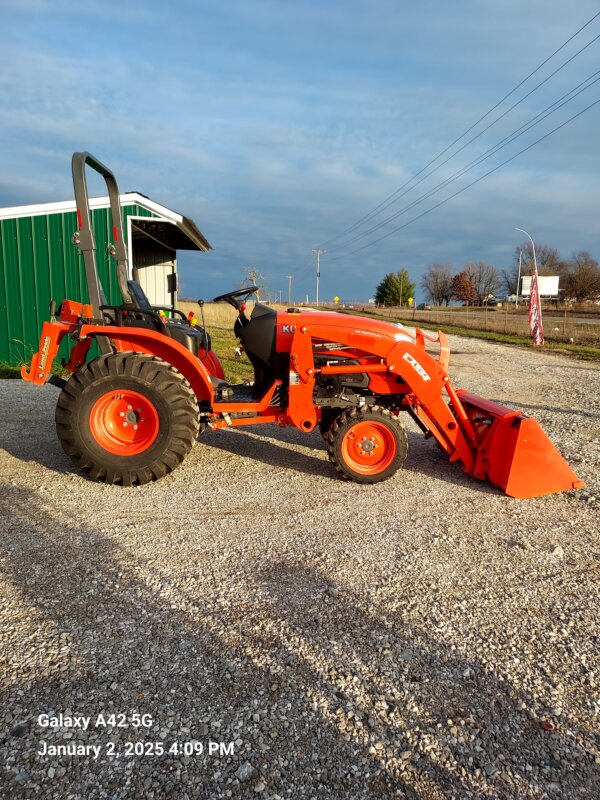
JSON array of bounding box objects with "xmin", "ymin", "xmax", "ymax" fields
[
  {"xmin": 55, "ymin": 352, "xmax": 199, "ymax": 485},
  {"xmin": 326, "ymin": 405, "xmax": 408, "ymax": 484}
]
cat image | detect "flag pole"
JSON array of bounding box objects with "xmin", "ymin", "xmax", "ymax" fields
[{"xmin": 515, "ymin": 227, "xmax": 544, "ymax": 346}]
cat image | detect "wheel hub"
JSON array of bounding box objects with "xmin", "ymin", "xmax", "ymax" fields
[
  {"xmin": 124, "ymin": 408, "xmax": 138, "ymax": 425},
  {"xmin": 90, "ymin": 390, "xmax": 159, "ymax": 456},
  {"xmin": 341, "ymin": 419, "xmax": 398, "ymax": 476},
  {"xmin": 357, "ymin": 435, "xmax": 378, "ymax": 455}
]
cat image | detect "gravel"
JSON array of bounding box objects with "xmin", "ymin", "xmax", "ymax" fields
[{"xmin": 1, "ymin": 334, "xmax": 599, "ymax": 799}]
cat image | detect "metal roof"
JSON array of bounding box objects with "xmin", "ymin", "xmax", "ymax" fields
[{"xmin": 0, "ymin": 192, "xmax": 211, "ymax": 252}]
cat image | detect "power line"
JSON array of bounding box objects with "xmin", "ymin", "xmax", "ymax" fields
[
  {"xmin": 328, "ymin": 68, "xmax": 600, "ymax": 251},
  {"xmin": 317, "ymin": 10, "xmax": 600, "ymax": 249},
  {"xmin": 327, "ymin": 32, "xmax": 600, "ymax": 252},
  {"xmin": 327, "ymin": 97, "xmax": 600, "ymax": 262}
]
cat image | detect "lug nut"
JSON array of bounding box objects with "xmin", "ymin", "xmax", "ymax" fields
[
  {"xmin": 119, "ymin": 411, "xmax": 125, "ymax": 417},
  {"xmin": 122, "ymin": 422, "xmax": 128, "ymax": 427},
  {"xmin": 133, "ymin": 424, "xmax": 138, "ymax": 430}
]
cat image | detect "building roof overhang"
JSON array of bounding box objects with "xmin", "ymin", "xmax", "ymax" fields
[{"xmin": 0, "ymin": 192, "xmax": 211, "ymax": 252}]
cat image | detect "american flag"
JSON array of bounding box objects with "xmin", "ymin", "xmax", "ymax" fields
[{"xmin": 528, "ymin": 268, "xmax": 544, "ymax": 346}]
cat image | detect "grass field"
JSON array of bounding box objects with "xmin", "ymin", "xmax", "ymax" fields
[
  {"xmin": 334, "ymin": 306, "xmax": 600, "ymax": 361},
  {"xmin": 355, "ymin": 304, "xmax": 600, "ymax": 345}
]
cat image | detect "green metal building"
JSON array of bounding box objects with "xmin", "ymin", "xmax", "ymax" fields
[{"xmin": 0, "ymin": 193, "xmax": 210, "ymax": 365}]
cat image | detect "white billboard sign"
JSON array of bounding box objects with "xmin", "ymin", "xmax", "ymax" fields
[{"xmin": 520, "ymin": 275, "xmax": 559, "ymax": 297}]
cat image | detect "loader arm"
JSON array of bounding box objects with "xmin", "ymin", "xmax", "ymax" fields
[
  {"xmin": 286, "ymin": 317, "xmax": 477, "ymax": 470},
  {"xmin": 284, "ymin": 315, "xmax": 583, "ymax": 498}
]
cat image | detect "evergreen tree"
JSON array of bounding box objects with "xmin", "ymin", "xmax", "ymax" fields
[{"xmin": 375, "ymin": 273, "xmax": 401, "ymax": 306}]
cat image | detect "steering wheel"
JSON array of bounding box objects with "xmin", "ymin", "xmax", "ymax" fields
[{"xmin": 212, "ymin": 286, "xmax": 258, "ymax": 309}]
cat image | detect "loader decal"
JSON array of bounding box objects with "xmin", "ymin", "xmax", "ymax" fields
[
  {"xmin": 39, "ymin": 335, "xmax": 52, "ymax": 371},
  {"xmin": 402, "ymin": 352, "xmax": 431, "ymax": 382}
]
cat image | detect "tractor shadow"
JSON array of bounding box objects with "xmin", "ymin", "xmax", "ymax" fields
[
  {"xmin": 200, "ymin": 425, "xmax": 335, "ymax": 480},
  {"xmin": 201, "ymin": 425, "xmax": 501, "ymax": 496},
  {"xmin": 405, "ymin": 438, "xmax": 501, "ymax": 496},
  {"xmin": 2, "ymin": 488, "xmax": 598, "ymax": 798},
  {"xmin": 256, "ymin": 561, "xmax": 600, "ymax": 797}
]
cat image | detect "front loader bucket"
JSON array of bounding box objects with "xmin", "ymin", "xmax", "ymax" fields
[{"xmin": 457, "ymin": 391, "xmax": 584, "ymax": 499}]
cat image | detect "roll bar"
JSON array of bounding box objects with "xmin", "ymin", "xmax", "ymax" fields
[{"xmin": 71, "ymin": 151, "xmax": 132, "ymax": 318}]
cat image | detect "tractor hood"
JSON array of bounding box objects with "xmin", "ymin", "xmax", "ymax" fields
[{"xmin": 287, "ymin": 309, "xmax": 413, "ymax": 346}]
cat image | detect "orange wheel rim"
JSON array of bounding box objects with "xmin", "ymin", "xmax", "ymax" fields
[
  {"xmin": 341, "ymin": 420, "xmax": 397, "ymax": 475},
  {"xmin": 90, "ymin": 390, "xmax": 159, "ymax": 456}
]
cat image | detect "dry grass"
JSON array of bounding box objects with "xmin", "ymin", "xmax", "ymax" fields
[
  {"xmin": 178, "ymin": 300, "xmax": 289, "ymax": 329},
  {"xmin": 362, "ymin": 305, "xmax": 600, "ymax": 346},
  {"xmin": 177, "ymin": 301, "xmax": 256, "ymax": 382},
  {"xmin": 178, "ymin": 301, "xmax": 245, "ymax": 329}
]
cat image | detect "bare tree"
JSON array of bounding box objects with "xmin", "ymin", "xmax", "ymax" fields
[
  {"xmin": 463, "ymin": 261, "xmax": 501, "ymax": 305},
  {"xmin": 504, "ymin": 243, "xmax": 564, "ymax": 296},
  {"xmin": 562, "ymin": 251, "xmax": 600, "ymax": 301},
  {"xmin": 502, "ymin": 263, "xmax": 520, "ymax": 295},
  {"xmin": 240, "ymin": 266, "xmax": 267, "ymax": 301},
  {"xmin": 421, "ymin": 262, "xmax": 454, "ymax": 306},
  {"xmin": 513, "ymin": 242, "xmax": 565, "ymax": 276}
]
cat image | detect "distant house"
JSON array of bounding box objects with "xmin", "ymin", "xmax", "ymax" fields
[{"xmin": 0, "ymin": 193, "xmax": 210, "ymax": 365}]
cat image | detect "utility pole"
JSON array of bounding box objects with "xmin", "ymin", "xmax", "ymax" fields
[
  {"xmin": 312, "ymin": 248, "xmax": 325, "ymax": 306},
  {"xmin": 516, "ymin": 250, "xmax": 522, "ymax": 308},
  {"xmin": 286, "ymin": 275, "xmax": 293, "ymax": 306}
]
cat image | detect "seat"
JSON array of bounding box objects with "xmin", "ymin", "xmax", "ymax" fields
[
  {"xmin": 238, "ymin": 303, "xmax": 278, "ymax": 395},
  {"xmin": 120, "ymin": 280, "xmax": 207, "ymax": 357}
]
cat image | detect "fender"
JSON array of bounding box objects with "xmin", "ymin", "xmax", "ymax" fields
[
  {"xmin": 79, "ymin": 324, "xmax": 218, "ymax": 403},
  {"xmin": 22, "ymin": 318, "xmax": 222, "ymax": 402}
]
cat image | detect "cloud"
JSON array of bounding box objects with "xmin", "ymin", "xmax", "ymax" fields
[{"xmin": 1, "ymin": 1, "xmax": 599, "ymax": 301}]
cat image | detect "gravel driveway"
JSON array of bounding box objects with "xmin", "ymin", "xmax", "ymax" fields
[{"xmin": 1, "ymin": 335, "xmax": 599, "ymax": 799}]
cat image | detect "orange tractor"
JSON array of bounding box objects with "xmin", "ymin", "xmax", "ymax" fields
[{"xmin": 23, "ymin": 153, "xmax": 583, "ymax": 498}]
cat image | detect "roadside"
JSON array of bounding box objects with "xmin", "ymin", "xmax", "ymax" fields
[{"xmin": 334, "ymin": 307, "xmax": 600, "ymax": 361}]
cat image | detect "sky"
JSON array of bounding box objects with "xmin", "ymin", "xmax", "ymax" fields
[{"xmin": 1, "ymin": 0, "xmax": 599, "ymax": 303}]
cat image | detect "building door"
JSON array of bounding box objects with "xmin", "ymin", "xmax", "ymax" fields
[{"xmin": 131, "ymin": 234, "xmax": 177, "ymax": 307}]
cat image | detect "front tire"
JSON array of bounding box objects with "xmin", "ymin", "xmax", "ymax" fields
[
  {"xmin": 318, "ymin": 409, "xmax": 336, "ymax": 440},
  {"xmin": 55, "ymin": 353, "xmax": 200, "ymax": 485},
  {"xmin": 326, "ymin": 406, "xmax": 408, "ymax": 483}
]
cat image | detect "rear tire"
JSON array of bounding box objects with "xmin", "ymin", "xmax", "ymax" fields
[
  {"xmin": 326, "ymin": 405, "xmax": 408, "ymax": 484},
  {"xmin": 55, "ymin": 352, "xmax": 200, "ymax": 485}
]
